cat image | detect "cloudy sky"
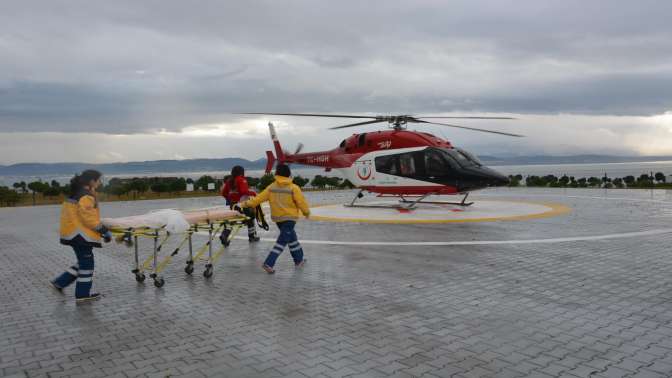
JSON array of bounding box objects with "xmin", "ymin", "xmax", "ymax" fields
[{"xmin": 1, "ymin": 0, "xmax": 671, "ymax": 164}]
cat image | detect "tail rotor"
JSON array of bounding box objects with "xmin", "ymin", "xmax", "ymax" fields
[
  {"xmin": 265, "ymin": 122, "xmax": 303, "ymax": 173},
  {"xmin": 293, "ymin": 143, "xmax": 304, "ymax": 155}
]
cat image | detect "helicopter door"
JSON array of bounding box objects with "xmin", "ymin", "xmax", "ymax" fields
[
  {"xmin": 375, "ymin": 154, "xmax": 399, "ymax": 176},
  {"xmin": 422, "ymin": 148, "xmax": 457, "ymax": 185},
  {"xmin": 374, "ymin": 151, "xmax": 424, "ymax": 179},
  {"xmin": 425, "ymin": 149, "xmax": 445, "ymax": 178},
  {"xmin": 398, "ymin": 153, "xmax": 416, "ymax": 176}
]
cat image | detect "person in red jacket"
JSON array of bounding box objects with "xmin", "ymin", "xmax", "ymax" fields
[{"xmin": 221, "ymin": 165, "xmax": 260, "ymax": 242}]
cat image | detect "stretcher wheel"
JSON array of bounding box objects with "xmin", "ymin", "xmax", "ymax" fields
[
  {"xmin": 185, "ymin": 264, "xmax": 194, "ymax": 275},
  {"xmin": 203, "ymin": 266, "xmax": 213, "ymax": 278},
  {"xmin": 154, "ymin": 277, "xmax": 165, "ymax": 288},
  {"xmin": 135, "ymin": 273, "xmax": 146, "ymax": 283}
]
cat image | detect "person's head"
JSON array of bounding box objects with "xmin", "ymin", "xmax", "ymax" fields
[
  {"xmin": 231, "ymin": 165, "xmax": 244, "ymax": 178},
  {"xmin": 275, "ymin": 163, "xmax": 291, "ymax": 178},
  {"xmin": 70, "ymin": 170, "xmax": 102, "ymax": 194}
]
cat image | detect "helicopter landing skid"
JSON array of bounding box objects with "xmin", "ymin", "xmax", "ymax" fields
[
  {"xmin": 399, "ymin": 193, "xmax": 474, "ymax": 207},
  {"xmin": 345, "ymin": 190, "xmax": 473, "ymax": 210},
  {"xmin": 345, "ymin": 189, "xmax": 414, "ymax": 209}
]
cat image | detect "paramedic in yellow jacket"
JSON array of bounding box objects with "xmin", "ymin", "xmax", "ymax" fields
[
  {"xmin": 51, "ymin": 170, "xmax": 111, "ymax": 302},
  {"xmin": 241, "ymin": 164, "xmax": 310, "ymax": 273}
]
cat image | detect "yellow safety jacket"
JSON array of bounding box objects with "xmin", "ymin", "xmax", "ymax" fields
[
  {"xmin": 242, "ymin": 176, "xmax": 310, "ymax": 222},
  {"xmin": 59, "ymin": 190, "xmax": 104, "ymax": 247}
]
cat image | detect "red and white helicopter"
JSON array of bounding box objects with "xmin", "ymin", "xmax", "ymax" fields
[{"xmin": 243, "ymin": 113, "xmax": 522, "ymax": 208}]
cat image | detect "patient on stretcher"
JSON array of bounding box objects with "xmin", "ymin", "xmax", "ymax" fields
[{"xmin": 102, "ymin": 206, "xmax": 241, "ymax": 233}]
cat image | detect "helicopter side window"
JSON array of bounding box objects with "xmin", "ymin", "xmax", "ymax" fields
[
  {"xmin": 339, "ymin": 140, "xmax": 346, "ymax": 148},
  {"xmin": 399, "ymin": 153, "xmax": 416, "ymax": 176},
  {"xmin": 375, "ymin": 152, "xmax": 421, "ymax": 177},
  {"xmin": 425, "ymin": 149, "xmax": 449, "ymax": 177},
  {"xmin": 375, "ymin": 154, "xmax": 399, "ymax": 176}
]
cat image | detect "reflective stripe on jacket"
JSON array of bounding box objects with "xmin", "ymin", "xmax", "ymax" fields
[
  {"xmin": 59, "ymin": 190, "xmax": 103, "ymax": 247},
  {"xmin": 242, "ymin": 176, "xmax": 310, "ymax": 222}
]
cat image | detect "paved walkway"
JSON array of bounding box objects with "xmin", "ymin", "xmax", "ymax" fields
[{"xmin": 1, "ymin": 188, "xmax": 672, "ymax": 377}]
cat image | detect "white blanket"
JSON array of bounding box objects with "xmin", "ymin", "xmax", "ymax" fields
[
  {"xmin": 102, "ymin": 207, "xmax": 242, "ymax": 233},
  {"xmin": 103, "ymin": 209, "xmax": 190, "ymax": 233}
]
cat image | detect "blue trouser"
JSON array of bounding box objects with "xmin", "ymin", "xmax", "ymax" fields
[
  {"xmin": 53, "ymin": 245, "xmax": 95, "ymax": 298},
  {"xmin": 264, "ymin": 221, "xmax": 304, "ymax": 267},
  {"xmin": 243, "ymin": 207, "xmax": 257, "ymax": 237}
]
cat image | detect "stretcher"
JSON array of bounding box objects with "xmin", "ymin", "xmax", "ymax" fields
[{"xmin": 102, "ymin": 207, "xmax": 248, "ymax": 288}]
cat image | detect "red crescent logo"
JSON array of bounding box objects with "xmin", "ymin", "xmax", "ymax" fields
[{"xmin": 356, "ymin": 165, "xmax": 372, "ymax": 180}]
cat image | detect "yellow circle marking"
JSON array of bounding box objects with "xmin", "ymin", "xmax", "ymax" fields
[{"xmin": 308, "ymin": 200, "xmax": 571, "ymax": 224}]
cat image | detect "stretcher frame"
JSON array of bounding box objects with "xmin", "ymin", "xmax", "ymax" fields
[{"xmin": 109, "ymin": 216, "xmax": 248, "ymax": 287}]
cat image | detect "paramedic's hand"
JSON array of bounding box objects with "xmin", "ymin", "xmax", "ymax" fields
[
  {"xmin": 103, "ymin": 231, "xmax": 113, "ymax": 243},
  {"xmin": 97, "ymin": 224, "xmax": 112, "ymax": 242}
]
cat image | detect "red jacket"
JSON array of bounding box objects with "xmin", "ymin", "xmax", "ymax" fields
[{"xmin": 221, "ymin": 176, "xmax": 256, "ymax": 204}]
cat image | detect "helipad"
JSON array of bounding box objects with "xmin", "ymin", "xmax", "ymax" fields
[
  {"xmin": 2, "ymin": 188, "xmax": 672, "ymax": 378},
  {"xmin": 310, "ymin": 198, "xmax": 571, "ymax": 223}
]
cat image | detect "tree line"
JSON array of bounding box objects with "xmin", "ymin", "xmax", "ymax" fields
[
  {"xmin": 507, "ymin": 172, "xmax": 669, "ymax": 188},
  {"xmin": 2, "ymin": 171, "xmax": 667, "ymax": 207},
  {"xmin": 0, "ymin": 174, "xmax": 355, "ymax": 207}
]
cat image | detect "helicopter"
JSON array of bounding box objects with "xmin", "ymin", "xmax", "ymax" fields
[{"xmin": 241, "ymin": 113, "xmax": 522, "ymax": 209}]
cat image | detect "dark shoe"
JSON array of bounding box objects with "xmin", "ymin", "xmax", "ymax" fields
[
  {"xmin": 295, "ymin": 259, "xmax": 306, "ymax": 268},
  {"xmin": 76, "ymin": 293, "xmax": 102, "ymax": 303},
  {"xmin": 249, "ymin": 235, "xmax": 261, "ymax": 242},
  {"xmin": 219, "ymin": 229, "xmax": 232, "ymax": 247},
  {"xmin": 50, "ymin": 280, "xmax": 63, "ymax": 293},
  {"xmin": 262, "ymin": 264, "xmax": 275, "ymax": 274}
]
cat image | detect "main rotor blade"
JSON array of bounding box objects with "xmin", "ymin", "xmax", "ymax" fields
[
  {"xmin": 238, "ymin": 112, "xmax": 377, "ymax": 119},
  {"xmin": 329, "ymin": 119, "xmax": 386, "ymax": 130},
  {"xmin": 418, "ymin": 116, "xmax": 516, "ymax": 120},
  {"xmin": 413, "ymin": 120, "xmax": 524, "ymax": 137}
]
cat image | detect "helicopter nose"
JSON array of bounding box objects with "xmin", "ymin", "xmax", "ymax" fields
[
  {"xmin": 458, "ymin": 168, "xmax": 510, "ymax": 191},
  {"xmin": 486, "ymin": 169, "xmax": 511, "ymax": 187},
  {"xmin": 492, "ymin": 174, "xmax": 510, "ymax": 186}
]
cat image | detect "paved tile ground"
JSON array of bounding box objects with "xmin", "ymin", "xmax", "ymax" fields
[{"xmin": 1, "ymin": 188, "xmax": 672, "ymax": 377}]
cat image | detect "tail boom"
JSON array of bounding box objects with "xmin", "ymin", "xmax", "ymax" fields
[
  {"xmin": 268, "ymin": 122, "xmax": 285, "ymax": 163},
  {"xmin": 264, "ymin": 150, "xmax": 276, "ymax": 174},
  {"xmin": 266, "ymin": 121, "xmax": 354, "ymax": 171}
]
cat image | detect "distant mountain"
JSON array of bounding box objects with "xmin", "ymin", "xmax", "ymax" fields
[
  {"xmin": 2, "ymin": 154, "xmax": 672, "ymax": 176},
  {"xmin": 477, "ymin": 155, "xmax": 672, "ymax": 166},
  {"xmin": 0, "ymin": 158, "xmax": 267, "ymax": 176}
]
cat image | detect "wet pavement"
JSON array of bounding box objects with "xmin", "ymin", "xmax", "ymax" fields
[{"xmin": 1, "ymin": 188, "xmax": 672, "ymax": 378}]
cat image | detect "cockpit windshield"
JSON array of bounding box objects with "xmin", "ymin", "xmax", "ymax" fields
[
  {"xmin": 443, "ymin": 148, "xmax": 481, "ymax": 168},
  {"xmin": 455, "ymin": 148, "xmax": 483, "ymax": 166}
]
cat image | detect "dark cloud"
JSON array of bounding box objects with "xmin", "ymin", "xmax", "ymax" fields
[
  {"xmin": 0, "ymin": 0, "xmax": 671, "ymax": 135},
  {"xmin": 0, "ymin": 81, "xmax": 140, "ymax": 133},
  {"xmin": 464, "ymin": 72, "xmax": 672, "ymax": 115}
]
